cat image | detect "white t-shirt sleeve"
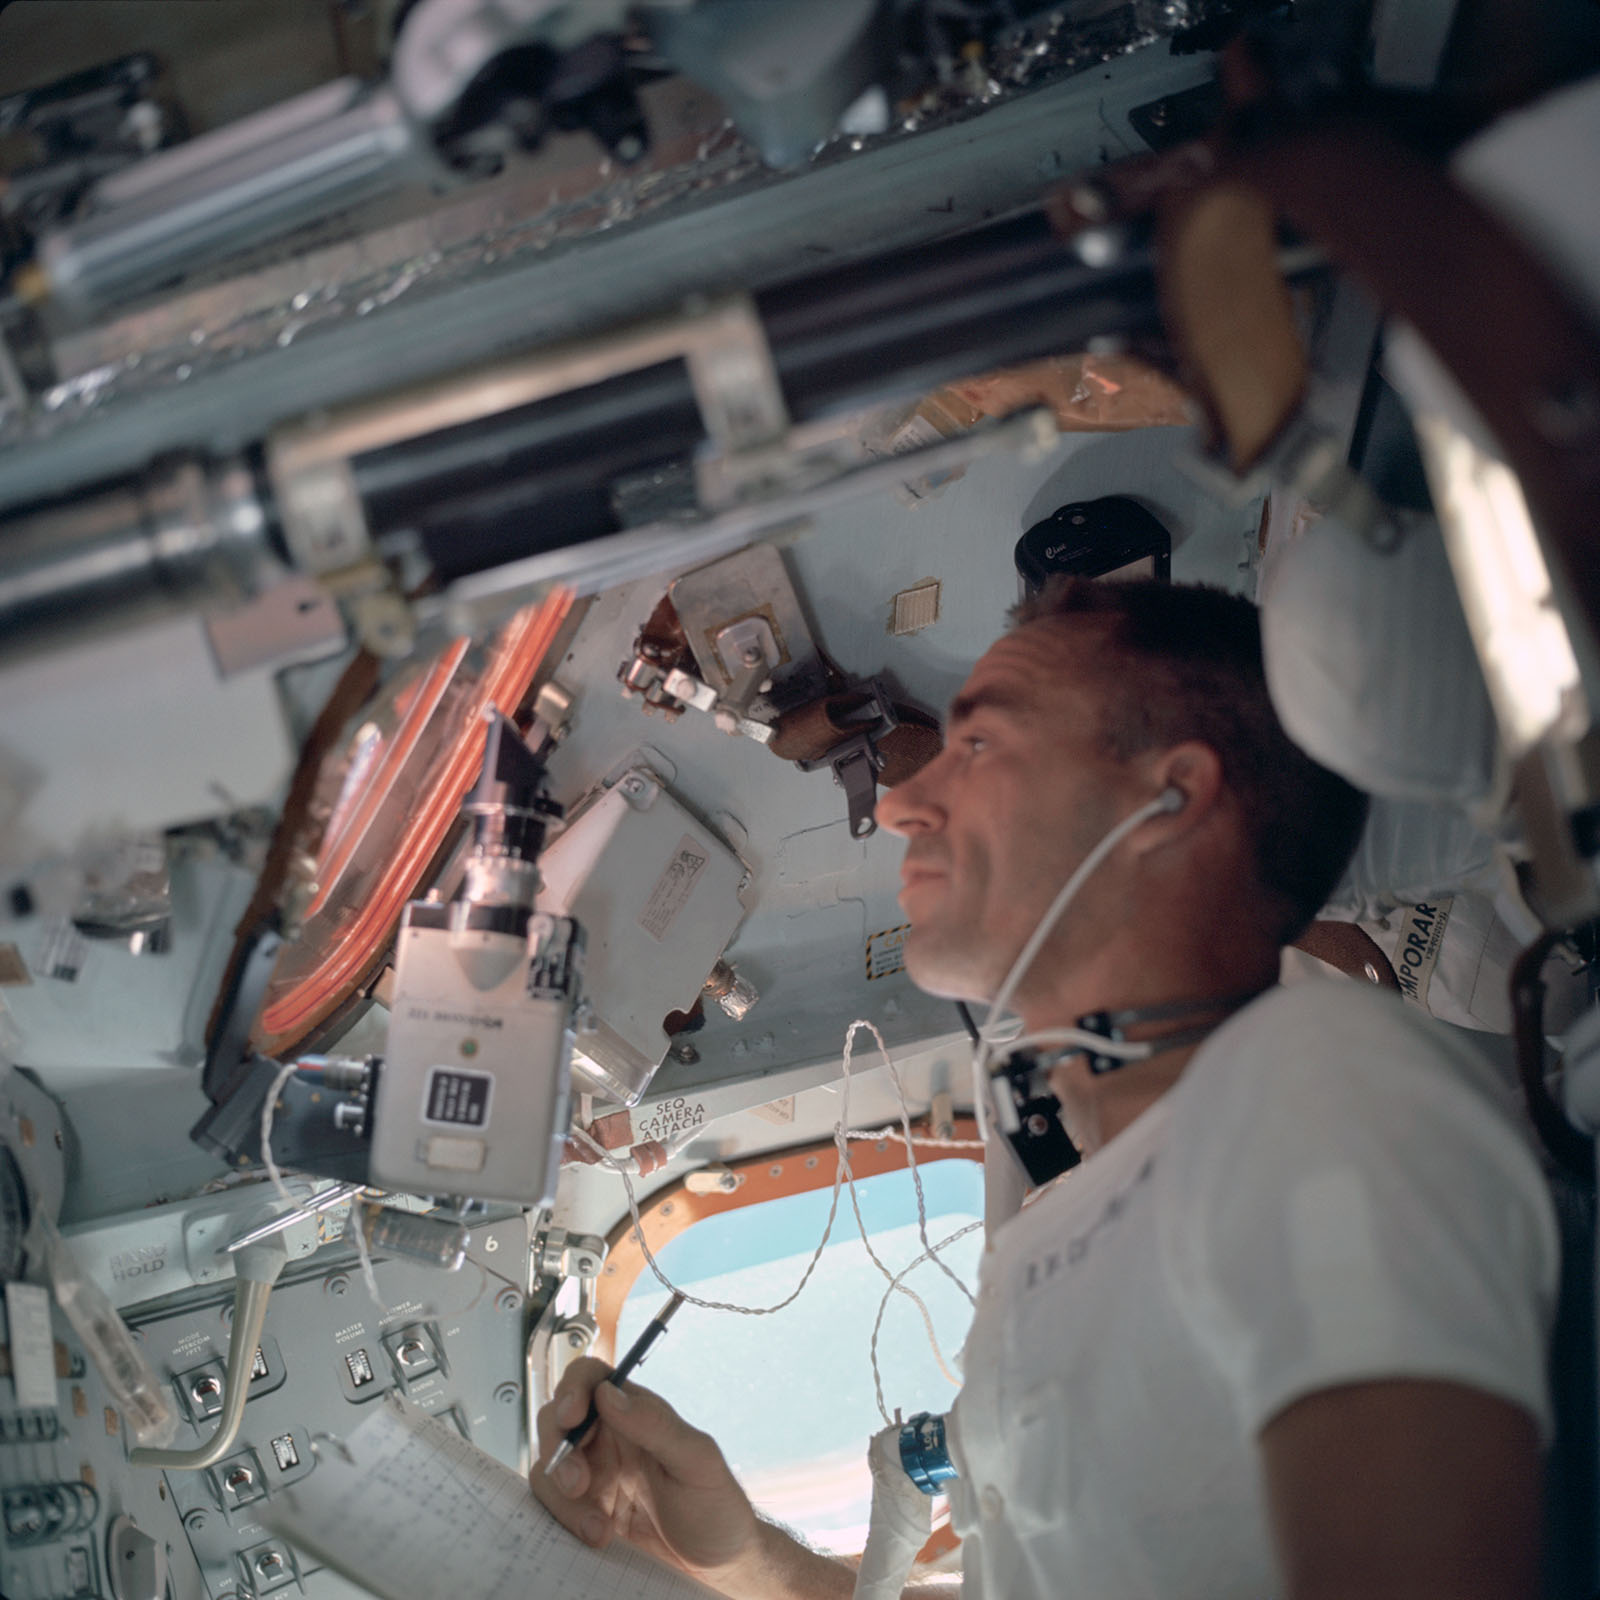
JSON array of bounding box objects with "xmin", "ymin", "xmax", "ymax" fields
[{"xmin": 1162, "ymin": 982, "xmax": 1560, "ymax": 1442}]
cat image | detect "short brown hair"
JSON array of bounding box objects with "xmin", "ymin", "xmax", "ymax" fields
[{"xmin": 1014, "ymin": 577, "xmax": 1367, "ymax": 942}]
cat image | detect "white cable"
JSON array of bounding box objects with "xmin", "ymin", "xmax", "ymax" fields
[
  {"xmin": 570, "ymin": 1033, "xmax": 861, "ymax": 1320},
  {"xmin": 590, "ymin": 1124, "xmax": 704, "ymax": 1175},
  {"xmin": 868, "ymin": 1219, "xmax": 985, "ymax": 1425},
  {"xmin": 844, "ymin": 1129, "xmax": 986, "ymax": 1151},
  {"xmin": 259, "ymin": 1058, "xmax": 305, "ymax": 1214},
  {"xmin": 867, "ymin": 1026, "xmax": 974, "ymax": 1311},
  {"xmin": 348, "ymin": 1205, "xmax": 394, "ymax": 1319},
  {"xmin": 573, "ymin": 1021, "xmax": 976, "ymax": 1356},
  {"xmin": 833, "ymin": 1025, "xmax": 970, "ymax": 1386},
  {"xmin": 571, "ymin": 1116, "xmax": 848, "ymax": 1315},
  {"xmin": 842, "ymin": 1171, "xmax": 961, "ymax": 1393},
  {"xmin": 971, "ymin": 793, "xmax": 1176, "ymax": 1145},
  {"xmin": 260, "ymin": 1059, "xmax": 393, "ymax": 1317},
  {"xmin": 575, "ymin": 1021, "xmax": 986, "ymax": 1430}
]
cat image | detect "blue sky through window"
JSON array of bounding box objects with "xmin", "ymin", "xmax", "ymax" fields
[{"xmin": 615, "ymin": 1159, "xmax": 984, "ymax": 1552}]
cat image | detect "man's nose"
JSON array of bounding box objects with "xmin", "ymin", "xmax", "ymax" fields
[{"xmin": 876, "ymin": 765, "xmax": 943, "ymax": 836}]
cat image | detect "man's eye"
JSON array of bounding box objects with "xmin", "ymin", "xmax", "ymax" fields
[{"xmin": 962, "ymin": 735, "xmax": 987, "ymax": 755}]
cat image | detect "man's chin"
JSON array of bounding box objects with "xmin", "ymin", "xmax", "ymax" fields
[{"xmin": 901, "ymin": 929, "xmax": 992, "ymax": 1005}]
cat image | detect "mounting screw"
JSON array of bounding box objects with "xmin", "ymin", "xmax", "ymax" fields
[
  {"xmin": 495, "ymin": 1288, "xmax": 523, "ymax": 1314},
  {"xmin": 324, "ymin": 1274, "xmax": 350, "ymax": 1296},
  {"xmin": 494, "ymin": 1382, "xmax": 521, "ymax": 1406},
  {"xmin": 669, "ymin": 1040, "xmax": 699, "ymax": 1065},
  {"xmin": 184, "ymin": 1508, "xmax": 210, "ymax": 1534},
  {"xmin": 565, "ymin": 1329, "xmax": 588, "ymax": 1351}
]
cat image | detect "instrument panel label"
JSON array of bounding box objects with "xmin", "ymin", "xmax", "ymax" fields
[
  {"xmin": 638, "ymin": 836, "xmax": 710, "ymax": 940},
  {"xmin": 422, "ymin": 1068, "xmax": 493, "ymax": 1129},
  {"xmin": 5, "ymin": 1282, "xmax": 57, "ymax": 1410}
]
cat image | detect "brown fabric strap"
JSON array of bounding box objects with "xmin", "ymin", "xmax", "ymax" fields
[
  {"xmin": 1291, "ymin": 919, "xmax": 1401, "ymax": 991},
  {"xmin": 769, "ymin": 691, "xmax": 942, "ymax": 785}
]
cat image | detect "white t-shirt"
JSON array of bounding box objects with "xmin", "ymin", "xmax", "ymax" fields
[{"xmin": 948, "ymin": 980, "xmax": 1559, "ymax": 1600}]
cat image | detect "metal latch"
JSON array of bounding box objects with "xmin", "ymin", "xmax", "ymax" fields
[{"xmin": 796, "ymin": 679, "xmax": 901, "ymax": 839}]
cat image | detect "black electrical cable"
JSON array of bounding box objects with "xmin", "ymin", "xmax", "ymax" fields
[
  {"xmin": 955, "ymin": 1000, "xmax": 981, "ymax": 1045},
  {"xmin": 1511, "ymin": 930, "xmax": 1596, "ymax": 1186}
]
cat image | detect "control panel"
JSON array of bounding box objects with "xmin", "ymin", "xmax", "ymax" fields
[{"xmin": 2, "ymin": 1212, "xmax": 531, "ymax": 1600}]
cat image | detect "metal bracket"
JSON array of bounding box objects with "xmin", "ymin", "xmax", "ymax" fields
[
  {"xmin": 618, "ymin": 655, "xmax": 777, "ymax": 744},
  {"xmin": 681, "ymin": 295, "xmax": 789, "ymax": 463},
  {"xmin": 532, "ymin": 1225, "xmax": 606, "ymax": 1285},
  {"xmin": 526, "ymin": 1226, "xmax": 607, "ymax": 1439}
]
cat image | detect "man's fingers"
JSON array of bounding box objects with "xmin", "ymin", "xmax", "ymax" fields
[
  {"xmin": 553, "ymin": 1448, "xmax": 590, "ymax": 1498},
  {"xmin": 594, "ymin": 1380, "xmax": 730, "ymax": 1487},
  {"xmin": 535, "ymin": 1356, "xmax": 613, "ymax": 1466},
  {"xmin": 528, "ymin": 1460, "xmax": 612, "ymax": 1548}
]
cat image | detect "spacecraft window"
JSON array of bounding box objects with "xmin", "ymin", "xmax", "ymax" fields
[{"xmin": 607, "ymin": 1156, "xmax": 983, "ymax": 1555}]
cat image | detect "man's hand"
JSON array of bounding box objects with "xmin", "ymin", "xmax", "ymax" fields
[
  {"xmin": 532, "ymin": 1358, "xmax": 762, "ymax": 1582},
  {"xmin": 531, "ymin": 1358, "xmax": 853, "ymax": 1600}
]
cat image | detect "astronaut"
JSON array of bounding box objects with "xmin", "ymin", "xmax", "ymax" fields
[{"xmin": 532, "ymin": 577, "xmax": 1556, "ymax": 1599}]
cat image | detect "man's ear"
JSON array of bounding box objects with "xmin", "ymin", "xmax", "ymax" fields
[{"xmin": 1132, "ymin": 742, "xmax": 1224, "ymax": 851}]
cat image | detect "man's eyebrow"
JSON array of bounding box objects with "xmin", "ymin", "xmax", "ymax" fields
[{"xmin": 945, "ymin": 684, "xmax": 1030, "ymax": 727}]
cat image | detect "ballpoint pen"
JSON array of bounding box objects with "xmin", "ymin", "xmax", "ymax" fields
[{"xmin": 544, "ymin": 1291, "xmax": 687, "ymax": 1477}]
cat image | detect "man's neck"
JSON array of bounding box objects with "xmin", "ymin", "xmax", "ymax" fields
[
  {"xmin": 1053, "ymin": 1036, "xmax": 1203, "ymax": 1155},
  {"xmin": 1017, "ymin": 933, "xmax": 1279, "ymax": 1156}
]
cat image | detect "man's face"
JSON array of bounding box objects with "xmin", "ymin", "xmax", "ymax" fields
[{"xmin": 876, "ymin": 617, "xmax": 1134, "ymax": 1004}]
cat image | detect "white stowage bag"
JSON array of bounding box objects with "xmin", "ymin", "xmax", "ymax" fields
[
  {"xmin": 1329, "ymin": 793, "xmax": 1500, "ymax": 921},
  {"xmin": 1257, "ymin": 494, "xmax": 1497, "ymax": 807},
  {"xmin": 853, "ymin": 1424, "xmax": 934, "ymax": 1600},
  {"xmin": 1259, "ymin": 491, "xmax": 1590, "ymax": 1040}
]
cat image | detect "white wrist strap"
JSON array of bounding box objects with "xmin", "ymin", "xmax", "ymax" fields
[{"xmin": 853, "ymin": 1423, "xmax": 935, "ymax": 1600}]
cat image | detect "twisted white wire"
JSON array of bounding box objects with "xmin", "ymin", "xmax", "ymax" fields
[
  {"xmin": 844, "ymin": 1129, "xmax": 986, "ymax": 1151},
  {"xmin": 260, "ymin": 1059, "xmax": 391, "ymax": 1316},
  {"xmin": 573, "ymin": 1020, "xmax": 978, "ymax": 1399},
  {"xmin": 868, "ymin": 1219, "xmax": 986, "ymax": 1425}
]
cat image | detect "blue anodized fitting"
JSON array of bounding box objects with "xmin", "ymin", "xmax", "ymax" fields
[{"xmin": 898, "ymin": 1411, "xmax": 959, "ymax": 1495}]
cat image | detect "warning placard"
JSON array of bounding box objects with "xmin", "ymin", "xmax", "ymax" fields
[{"xmin": 866, "ymin": 924, "xmax": 910, "ymax": 981}]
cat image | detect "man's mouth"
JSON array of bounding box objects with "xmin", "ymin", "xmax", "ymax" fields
[{"xmin": 897, "ymin": 866, "xmax": 947, "ymax": 907}]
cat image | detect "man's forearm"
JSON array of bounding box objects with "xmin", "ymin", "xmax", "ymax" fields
[
  {"xmin": 712, "ymin": 1519, "xmax": 855, "ymax": 1600},
  {"xmin": 714, "ymin": 1520, "xmax": 961, "ymax": 1600}
]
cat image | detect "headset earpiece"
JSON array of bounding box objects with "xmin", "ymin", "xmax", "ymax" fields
[{"xmin": 1158, "ymin": 786, "xmax": 1185, "ymax": 814}]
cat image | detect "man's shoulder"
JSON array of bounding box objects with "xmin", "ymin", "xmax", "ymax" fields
[
  {"xmin": 1201, "ymin": 975, "xmax": 1479, "ymax": 1069},
  {"xmin": 1174, "ymin": 977, "xmax": 1517, "ymax": 1131},
  {"xmin": 1221, "ymin": 973, "xmax": 1429, "ymax": 1037}
]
